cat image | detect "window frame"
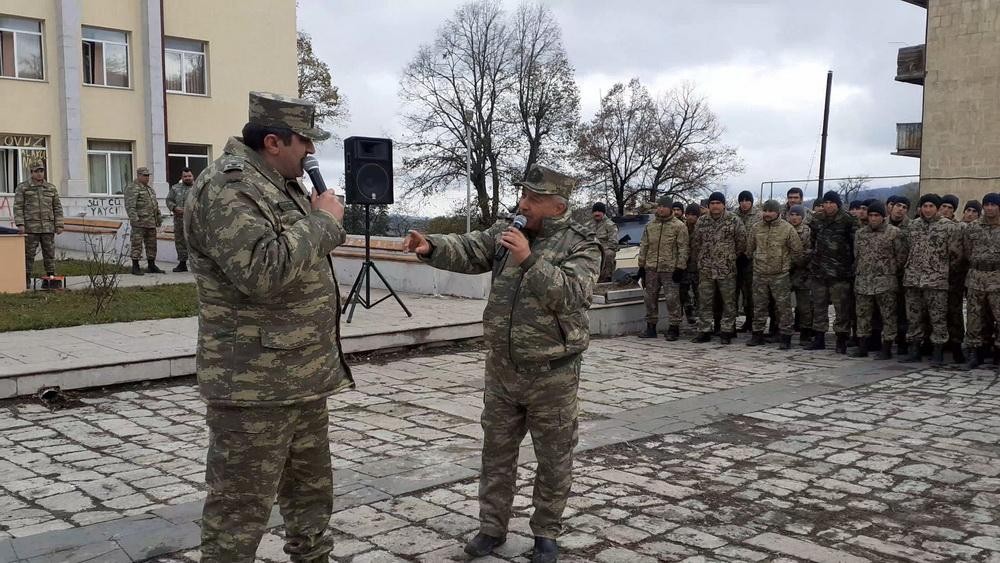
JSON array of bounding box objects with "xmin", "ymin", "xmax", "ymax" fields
[
  {"xmin": 164, "ymin": 38, "xmax": 207, "ymax": 96},
  {"xmin": 81, "ymin": 26, "xmax": 130, "ymax": 89},
  {"xmin": 0, "ymin": 16, "xmax": 45, "ymax": 81},
  {"xmin": 0, "ymin": 135, "xmax": 48, "ymax": 194},
  {"xmin": 86, "ymin": 140, "xmax": 134, "ymax": 195},
  {"xmin": 167, "ymin": 143, "xmax": 210, "ymax": 184}
]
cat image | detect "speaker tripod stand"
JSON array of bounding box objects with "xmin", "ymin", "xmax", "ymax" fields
[{"xmin": 342, "ymin": 204, "xmax": 412, "ymax": 323}]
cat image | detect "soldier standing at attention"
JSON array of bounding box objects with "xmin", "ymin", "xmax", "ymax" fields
[
  {"xmin": 691, "ymin": 191, "xmax": 747, "ymax": 344},
  {"xmin": 851, "ymin": 201, "xmax": 906, "ymax": 359},
  {"xmin": 14, "ymin": 164, "xmax": 63, "ymax": 287},
  {"xmin": 671, "ymin": 201, "xmax": 685, "ymax": 220},
  {"xmin": 404, "ymin": 165, "xmax": 599, "ymax": 563},
  {"xmin": 787, "ymin": 205, "xmax": 814, "ymax": 346},
  {"xmin": 124, "ymin": 167, "xmax": 164, "ymax": 275},
  {"xmin": 781, "ymin": 187, "xmax": 807, "ymax": 221},
  {"xmin": 963, "ymin": 200, "xmax": 982, "ymax": 223},
  {"xmin": 940, "ymin": 193, "xmax": 967, "ymax": 363},
  {"xmin": 807, "ymin": 191, "xmax": 858, "ymax": 354},
  {"xmin": 963, "ymin": 193, "xmax": 1000, "ymax": 371},
  {"xmin": 185, "ymin": 92, "xmax": 352, "ymax": 562},
  {"xmin": 681, "ymin": 203, "xmax": 702, "ymax": 324},
  {"xmin": 165, "ymin": 167, "xmax": 195, "ymax": 272},
  {"xmin": 746, "ymin": 200, "xmax": 802, "ymax": 349},
  {"xmin": 591, "ymin": 202, "xmax": 618, "ymax": 283},
  {"xmin": 636, "ymin": 195, "xmax": 689, "ymax": 341},
  {"xmin": 735, "ymin": 190, "xmax": 760, "ymax": 332},
  {"xmin": 899, "ymin": 193, "xmax": 962, "ymax": 365}
]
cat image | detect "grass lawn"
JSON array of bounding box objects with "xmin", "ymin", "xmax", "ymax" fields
[
  {"xmin": 0, "ymin": 283, "xmax": 197, "ymax": 332},
  {"xmin": 31, "ymin": 258, "xmax": 130, "ymax": 277}
]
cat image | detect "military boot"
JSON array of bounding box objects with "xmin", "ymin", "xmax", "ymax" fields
[
  {"xmin": 930, "ymin": 344, "xmax": 945, "ymax": 366},
  {"xmin": 746, "ymin": 331, "xmax": 765, "ymax": 346},
  {"xmin": 685, "ymin": 305, "xmax": 695, "ymax": 325},
  {"xmin": 531, "ymin": 537, "xmax": 558, "ymax": 563},
  {"xmin": 147, "ymin": 260, "xmax": 165, "ymax": 274},
  {"xmin": 899, "ymin": 343, "xmax": 921, "ymax": 363},
  {"xmin": 464, "ymin": 533, "xmax": 506, "ymax": 557},
  {"xmin": 897, "ymin": 339, "xmax": 909, "ymax": 356},
  {"xmin": 131, "ymin": 260, "xmax": 144, "ymax": 276},
  {"xmin": 848, "ymin": 340, "xmax": 869, "ymax": 358},
  {"xmin": 692, "ymin": 332, "xmax": 712, "ymax": 343},
  {"xmin": 799, "ymin": 328, "xmax": 813, "ymax": 348},
  {"xmin": 951, "ymin": 343, "xmax": 965, "ymax": 364},
  {"xmin": 665, "ymin": 325, "xmax": 680, "ymax": 342},
  {"xmin": 806, "ymin": 332, "xmax": 826, "ymax": 351},
  {"xmin": 876, "ymin": 340, "xmax": 893, "ymax": 360},
  {"xmin": 834, "ymin": 333, "xmax": 848, "ymax": 354},
  {"xmin": 965, "ymin": 347, "xmax": 983, "ymax": 371},
  {"xmin": 639, "ymin": 323, "xmax": 657, "ymax": 338},
  {"xmin": 713, "ymin": 319, "xmax": 722, "ymax": 336},
  {"xmin": 720, "ymin": 332, "xmax": 733, "ymax": 345},
  {"xmin": 172, "ymin": 260, "xmax": 188, "ymax": 272},
  {"xmin": 779, "ymin": 334, "xmax": 792, "ymax": 350}
]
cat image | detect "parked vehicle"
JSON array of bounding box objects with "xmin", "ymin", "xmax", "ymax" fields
[{"xmin": 611, "ymin": 214, "xmax": 651, "ymax": 283}]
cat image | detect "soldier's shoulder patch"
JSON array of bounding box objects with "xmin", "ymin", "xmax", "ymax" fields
[{"xmin": 221, "ymin": 158, "xmax": 244, "ymax": 173}]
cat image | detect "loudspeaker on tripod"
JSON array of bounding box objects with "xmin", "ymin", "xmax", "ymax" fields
[{"xmin": 344, "ymin": 136, "xmax": 393, "ymax": 205}]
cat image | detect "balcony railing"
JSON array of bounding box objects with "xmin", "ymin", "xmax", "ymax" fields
[
  {"xmin": 893, "ymin": 122, "xmax": 922, "ymax": 158},
  {"xmin": 896, "ymin": 44, "xmax": 926, "ymax": 85}
]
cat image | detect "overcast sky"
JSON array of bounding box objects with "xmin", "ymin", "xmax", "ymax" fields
[{"xmin": 297, "ymin": 0, "xmax": 927, "ymax": 214}]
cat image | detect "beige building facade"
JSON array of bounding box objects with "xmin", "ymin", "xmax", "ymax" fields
[
  {"xmin": 896, "ymin": 0, "xmax": 1000, "ymax": 204},
  {"xmin": 1, "ymin": 0, "xmax": 297, "ymax": 222}
]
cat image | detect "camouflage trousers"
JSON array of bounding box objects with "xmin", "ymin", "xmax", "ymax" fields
[
  {"xmin": 698, "ymin": 276, "xmax": 736, "ymax": 334},
  {"xmin": 793, "ymin": 286, "xmax": 813, "ymax": 332},
  {"xmin": 855, "ymin": 291, "xmax": 898, "ymax": 340},
  {"xmin": 752, "ymin": 272, "xmax": 793, "ymax": 335},
  {"xmin": 644, "ymin": 270, "xmax": 682, "ymax": 326},
  {"xmin": 173, "ymin": 215, "xmax": 188, "ymax": 261},
  {"xmin": 736, "ymin": 260, "xmax": 753, "ymax": 322},
  {"xmin": 895, "ymin": 277, "xmax": 909, "ymax": 347},
  {"xmin": 679, "ymin": 271, "xmax": 699, "ymax": 311},
  {"xmin": 24, "ymin": 233, "xmax": 56, "ymax": 275},
  {"xmin": 201, "ymin": 400, "xmax": 334, "ymax": 563},
  {"xmin": 130, "ymin": 226, "xmax": 157, "ymax": 260},
  {"xmin": 964, "ymin": 289, "xmax": 1000, "ymax": 348},
  {"xmin": 905, "ymin": 287, "xmax": 948, "ymax": 345},
  {"xmin": 479, "ymin": 351, "xmax": 579, "ymax": 540},
  {"xmin": 947, "ymin": 276, "xmax": 965, "ymax": 346},
  {"xmin": 809, "ymin": 278, "xmax": 852, "ymax": 334}
]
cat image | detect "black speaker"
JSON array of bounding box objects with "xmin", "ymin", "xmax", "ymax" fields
[{"xmin": 344, "ymin": 136, "xmax": 393, "ymax": 205}]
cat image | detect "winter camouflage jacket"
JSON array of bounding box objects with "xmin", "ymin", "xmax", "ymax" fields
[
  {"xmin": 902, "ymin": 215, "xmax": 962, "ymax": 290},
  {"xmin": 185, "ymin": 137, "xmax": 353, "ymax": 406},
  {"xmin": 809, "ymin": 209, "xmax": 857, "ymax": 281},
  {"xmin": 790, "ymin": 222, "xmax": 812, "ymax": 289},
  {"xmin": 736, "ymin": 206, "xmax": 761, "ymax": 231},
  {"xmin": 853, "ymin": 222, "xmax": 906, "ymax": 295},
  {"xmin": 593, "ymin": 216, "xmax": 619, "ymax": 253},
  {"xmin": 963, "ymin": 216, "xmax": 1000, "ymax": 292},
  {"xmin": 13, "ymin": 181, "xmax": 63, "ymax": 233},
  {"xmin": 686, "ymin": 221, "xmax": 698, "ymax": 272},
  {"xmin": 691, "ymin": 212, "xmax": 747, "ymax": 280},
  {"xmin": 423, "ymin": 212, "xmax": 600, "ymax": 367},
  {"xmin": 165, "ymin": 181, "xmax": 192, "ymax": 215},
  {"xmin": 638, "ymin": 215, "xmax": 688, "ymax": 272},
  {"xmin": 748, "ymin": 217, "xmax": 802, "ymax": 276},
  {"xmin": 124, "ymin": 181, "xmax": 162, "ymax": 228}
]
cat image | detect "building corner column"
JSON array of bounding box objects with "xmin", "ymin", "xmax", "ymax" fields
[
  {"xmin": 143, "ymin": 0, "xmax": 168, "ymax": 197},
  {"xmin": 56, "ymin": 0, "xmax": 87, "ymax": 197}
]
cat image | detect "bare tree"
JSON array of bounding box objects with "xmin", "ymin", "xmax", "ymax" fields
[
  {"xmin": 297, "ymin": 31, "xmax": 347, "ymax": 127},
  {"xmin": 837, "ymin": 175, "xmax": 870, "ymax": 206}
]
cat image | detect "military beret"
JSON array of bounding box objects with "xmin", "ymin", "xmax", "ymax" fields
[
  {"xmin": 788, "ymin": 204, "xmax": 806, "ymax": 217},
  {"xmin": 685, "ymin": 203, "xmax": 701, "ymax": 215},
  {"xmin": 941, "ymin": 194, "xmax": 960, "ymax": 209},
  {"xmin": 821, "ymin": 190, "xmax": 842, "ymax": 206},
  {"xmin": 762, "ymin": 199, "xmax": 781, "ymax": 213},
  {"xmin": 656, "ymin": 195, "xmax": 672, "ymax": 207},
  {"xmin": 738, "ymin": 190, "xmax": 754, "ymax": 203},
  {"xmin": 136, "ymin": 167, "xmax": 151, "ymax": 175},
  {"xmin": 592, "ymin": 202, "xmax": 607, "ymax": 214},
  {"xmin": 918, "ymin": 193, "xmax": 942, "ymax": 208},
  {"xmin": 983, "ymin": 193, "xmax": 1000, "ymax": 207},
  {"xmin": 708, "ymin": 191, "xmax": 726, "ymax": 204},
  {"xmin": 867, "ymin": 200, "xmax": 887, "ymax": 217},
  {"xmin": 895, "ymin": 196, "xmax": 911, "ymax": 208},
  {"xmin": 964, "ymin": 200, "xmax": 982, "ymax": 213}
]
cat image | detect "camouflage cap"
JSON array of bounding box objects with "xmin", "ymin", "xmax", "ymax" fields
[
  {"xmin": 30, "ymin": 163, "xmax": 45, "ymax": 171},
  {"xmin": 136, "ymin": 167, "xmax": 151, "ymax": 175},
  {"xmin": 514, "ymin": 164, "xmax": 577, "ymax": 199},
  {"xmin": 248, "ymin": 91, "xmax": 330, "ymax": 141}
]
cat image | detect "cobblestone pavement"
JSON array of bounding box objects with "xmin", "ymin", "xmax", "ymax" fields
[
  {"xmin": 157, "ymin": 367, "xmax": 1000, "ymax": 563},
  {"xmin": 0, "ymin": 337, "xmax": 814, "ymax": 540}
]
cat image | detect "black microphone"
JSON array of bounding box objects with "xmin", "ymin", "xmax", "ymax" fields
[
  {"xmin": 496, "ymin": 214, "xmax": 527, "ymax": 263},
  {"xmin": 302, "ymin": 155, "xmax": 327, "ymax": 194}
]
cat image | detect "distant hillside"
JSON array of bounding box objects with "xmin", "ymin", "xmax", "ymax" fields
[{"xmin": 805, "ymin": 181, "xmax": 920, "ymax": 210}]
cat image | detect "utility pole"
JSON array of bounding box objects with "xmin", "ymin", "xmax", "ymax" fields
[
  {"xmin": 464, "ymin": 110, "xmax": 474, "ymax": 233},
  {"xmin": 817, "ymin": 70, "xmax": 833, "ymax": 199}
]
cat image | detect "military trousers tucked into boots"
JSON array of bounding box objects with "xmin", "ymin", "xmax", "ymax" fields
[
  {"xmin": 697, "ymin": 276, "xmax": 736, "ymax": 334},
  {"xmin": 644, "ymin": 270, "xmax": 682, "ymax": 326},
  {"xmin": 810, "ymin": 278, "xmax": 851, "ymax": 334},
  {"xmin": 856, "ymin": 291, "xmax": 898, "ymax": 341},
  {"xmin": 201, "ymin": 400, "xmax": 334, "ymax": 563},
  {"xmin": 24, "ymin": 233, "xmax": 56, "ymax": 274},
  {"xmin": 965, "ymin": 289, "xmax": 1000, "ymax": 349},
  {"xmin": 130, "ymin": 226, "xmax": 158, "ymax": 260},
  {"xmin": 905, "ymin": 287, "xmax": 948, "ymax": 345},
  {"xmin": 479, "ymin": 351, "xmax": 580, "ymax": 540},
  {"xmin": 752, "ymin": 272, "xmax": 793, "ymax": 335},
  {"xmin": 173, "ymin": 215, "xmax": 189, "ymax": 261}
]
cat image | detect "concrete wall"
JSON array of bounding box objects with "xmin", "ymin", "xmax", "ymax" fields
[{"xmin": 920, "ymin": 0, "xmax": 1000, "ymax": 202}]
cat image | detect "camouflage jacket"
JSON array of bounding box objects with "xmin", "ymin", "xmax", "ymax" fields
[
  {"xmin": 686, "ymin": 221, "xmax": 698, "ymax": 271},
  {"xmin": 124, "ymin": 181, "xmax": 162, "ymax": 228},
  {"xmin": 184, "ymin": 137, "xmax": 353, "ymax": 406},
  {"xmin": 853, "ymin": 222, "xmax": 906, "ymax": 295},
  {"xmin": 13, "ymin": 181, "xmax": 63, "ymax": 233},
  {"xmin": 422, "ymin": 212, "xmax": 600, "ymax": 367},
  {"xmin": 593, "ymin": 216, "xmax": 619, "ymax": 253},
  {"xmin": 889, "ymin": 214, "xmax": 910, "ymax": 230},
  {"xmin": 691, "ymin": 212, "xmax": 747, "ymax": 280},
  {"xmin": 902, "ymin": 215, "xmax": 962, "ymax": 290},
  {"xmin": 963, "ymin": 216, "xmax": 1000, "ymax": 292},
  {"xmin": 638, "ymin": 215, "xmax": 688, "ymax": 272},
  {"xmin": 165, "ymin": 182, "xmax": 192, "ymax": 215},
  {"xmin": 736, "ymin": 206, "xmax": 761, "ymax": 233},
  {"xmin": 809, "ymin": 209, "xmax": 857, "ymax": 281},
  {"xmin": 790, "ymin": 222, "xmax": 812, "ymax": 288},
  {"xmin": 748, "ymin": 218, "xmax": 802, "ymax": 276}
]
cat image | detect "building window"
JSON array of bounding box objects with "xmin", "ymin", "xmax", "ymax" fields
[
  {"xmin": 164, "ymin": 37, "xmax": 206, "ymax": 95},
  {"xmin": 0, "ymin": 134, "xmax": 47, "ymax": 193},
  {"xmin": 82, "ymin": 26, "xmax": 129, "ymax": 88},
  {"xmin": 0, "ymin": 16, "xmax": 44, "ymax": 80},
  {"xmin": 87, "ymin": 140, "xmax": 132, "ymax": 195},
  {"xmin": 167, "ymin": 144, "xmax": 210, "ymax": 183}
]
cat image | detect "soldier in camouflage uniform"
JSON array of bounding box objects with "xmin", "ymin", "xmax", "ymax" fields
[
  {"xmin": 899, "ymin": 193, "xmax": 962, "ymax": 365},
  {"xmin": 13, "ymin": 164, "xmax": 63, "ymax": 286},
  {"xmin": 886, "ymin": 195, "xmax": 912, "ymax": 353},
  {"xmin": 807, "ymin": 191, "xmax": 858, "ymax": 353},
  {"xmin": 940, "ymin": 194, "xmax": 967, "ymax": 363},
  {"xmin": 735, "ymin": 190, "xmax": 760, "ymax": 332},
  {"xmin": 636, "ymin": 195, "xmax": 689, "ymax": 341},
  {"xmin": 963, "ymin": 200, "xmax": 982, "ymax": 224},
  {"xmin": 746, "ymin": 200, "xmax": 802, "ymax": 349},
  {"xmin": 851, "ymin": 201, "xmax": 906, "ymax": 359},
  {"xmin": 963, "ymin": 193, "xmax": 1000, "ymax": 371},
  {"xmin": 166, "ymin": 168, "xmax": 195, "ymax": 272},
  {"xmin": 681, "ymin": 203, "xmax": 702, "ymax": 324},
  {"xmin": 691, "ymin": 191, "xmax": 747, "ymax": 344},
  {"xmin": 591, "ymin": 202, "xmax": 618, "ymax": 282},
  {"xmin": 124, "ymin": 167, "xmax": 164, "ymax": 275},
  {"xmin": 405, "ymin": 164, "xmax": 599, "ymax": 563},
  {"xmin": 787, "ymin": 205, "xmax": 814, "ymax": 346},
  {"xmin": 186, "ymin": 92, "xmax": 352, "ymax": 563},
  {"xmin": 964, "ymin": 199, "xmax": 994, "ymax": 360}
]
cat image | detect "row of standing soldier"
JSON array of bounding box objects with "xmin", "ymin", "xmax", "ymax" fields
[{"xmin": 622, "ymin": 187, "xmax": 1000, "ymax": 371}]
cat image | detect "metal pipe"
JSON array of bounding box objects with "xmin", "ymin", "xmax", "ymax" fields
[
  {"xmin": 817, "ymin": 71, "xmax": 833, "ymax": 199},
  {"xmin": 760, "ymin": 173, "xmax": 920, "ymax": 201}
]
